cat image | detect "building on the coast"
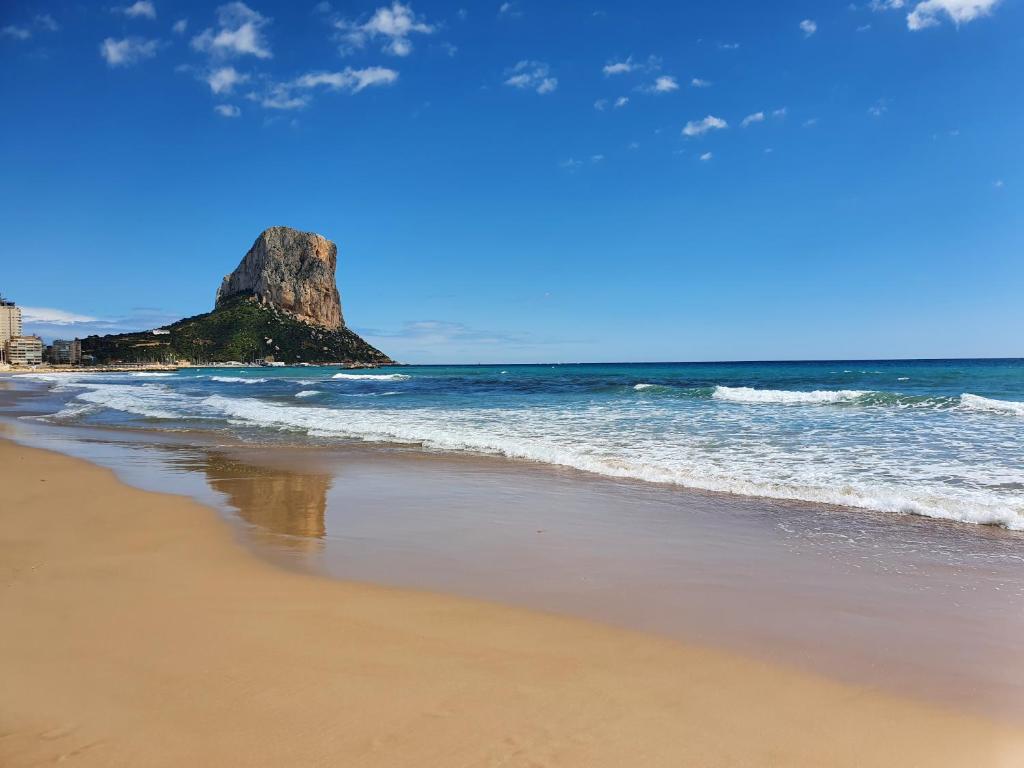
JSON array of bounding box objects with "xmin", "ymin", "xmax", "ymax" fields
[
  {"xmin": 49, "ymin": 338, "xmax": 82, "ymax": 365},
  {"xmin": 7, "ymin": 335, "xmax": 44, "ymax": 366},
  {"xmin": 0, "ymin": 297, "xmax": 23, "ymax": 364}
]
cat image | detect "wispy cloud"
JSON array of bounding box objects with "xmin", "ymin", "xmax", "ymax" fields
[
  {"xmin": 117, "ymin": 1, "xmax": 157, "ymax": 20},
  {"xmin": 741, "ymin": 111, "xmax": 765, "ymax": 127},
  {"xmin": 192, "ymin": 2, "xmax": 272, "ymax": 59},
  {"xmin": 700, "ymin": 151, "xmax": 713, "ymax": 161},
  {"xmin": 614, "ymin": 96, "xmax": 629, "ymax": 108},
  {"xmin": 504, "ymin": 60, "xmax": 557, "ymax": 94},
  {"xmin": 682, "ymin": 114, "xmax": 727, "ymax": 137},
  {"xmin": 253, "ymin": 67, "xmax": 399, "ymax": 110},
  {"xmin": 335, "ymin": 2, "xmax": 435, "ymax": 57},
  {"xmin": 497, "ymin": 2, "xmax": 521, "ymax": 18},
  {"xmin": 20, "ymin": 306, "xmax": 184, "ymax": 342},
  {"xmin": 21, "ymin": 307, "xmax": 99, "ymax": 325},
  {"xmin": 172, "ymin": 18, "xmax": 188, "ymax": 34},
  {"xmin": 2, "ymin": 14, "xmax": 60, "ymax": 40},
  {"xmin": 1, "ymin": 25, "xmax": 31, "ymax": 40},
  {"xmin": 907, "ymin": 0, "xmax": 1000, "ymax": 30},
  {"xmin": 100, "ymin": 37, "xmax": 160, "ymax": 67},
  {"xmin": 800, "ymin": 18, "xmax": 818, "ymax": 36},
  {"xmin": 868, "ymin": 98, "xmax": 889, "ymax": 117},
  {"xmin": 214, "ymin": 104, "xmax": 241, "ymax": 117},
  {"xmin": 35, "ymin": 14, "xmax": 59, "ymax": 32},
  {"xmin": 690, "ymin": 77, "xmax": 711, "ymax": 88}
]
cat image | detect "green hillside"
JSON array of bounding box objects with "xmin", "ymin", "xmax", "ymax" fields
[{"xmin": 81, "ymin": 295, "xmax": 392, "ymax": 366}]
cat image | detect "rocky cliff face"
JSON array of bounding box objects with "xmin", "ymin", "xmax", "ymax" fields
[
  {"xmin": 216, "ymin": 226, "xmax": 344, "ymax": 330},
  {"xmin": 83, "ymin": 225, "xmax": 393, "ymax": 365}
]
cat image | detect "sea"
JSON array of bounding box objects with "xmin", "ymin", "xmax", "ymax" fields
[{"xmin": 20, "ymin": 358, "xmax": 1024, "ymax": 531}]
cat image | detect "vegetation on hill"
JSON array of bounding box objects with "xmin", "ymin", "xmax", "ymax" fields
[{"xmin": 81, "ymin": 295, "xmax": 392, "ymax": 366}]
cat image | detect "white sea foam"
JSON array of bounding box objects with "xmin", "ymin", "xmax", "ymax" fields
[
  {"xmin": 331, "ymin": 373, "xmax": 411, "ymax": 381},
  {"xmin": 295, "ymin": 390, "xmax": 322, "ymax": 398},
  {"xmin": 633, "ymin": 383, "xmax": 655, "ymax": 391},
  {"xmin": 713, "ymin": 386, "xmax": 868, "ymax": 404},
  {"xmin": 960, "ymin": 393, "xmax": 1024, "ymax": 416},
  {"xmin": 898, "ymin": 377, "xmax": 910, "ymax": 381},
  {"xmin": 130, "ymin": 372, "xmax": 175, "ymax": 377},
  {"xmin": 193, "ymin": 394, "xmax": 1024, "ymax": 531},
  {"xmin": 31, "ymin": 371, "xmax": 1024, "ymax": 532},
  {"xmin": 210, "ymin": 376, "xmax": 269, "ymax": 384}
]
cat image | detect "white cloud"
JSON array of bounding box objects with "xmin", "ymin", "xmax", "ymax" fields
[
  {"xmin": 498, "ymin": 2, "xmax": 520, "ymax": 17},
  {"xmin": 593, "ymin": 98, "xmax": 608, "ymax": 111},
  {"xmin": 800, "ymin": 18, "xmax": 818, "ymax": 36},
  {"xmin": 993, "ymin": 179, "xmax": 1004, "ymax": 188},
  {"xmin": 907, "ymin": 0, "xmax": 1000, "ymax": 29},
  {"xmin": 21, "ymin": 307, "xmax": 99, "ymax": 325},
  {"xmin": 870, "ymin": 0, "xmax": 905, "ymax": 9},
  {"xmin": 627, "ymin": 141, "xmax": 639, "ymax": 150},
  {"xmin": 118, "ymin": 1, "xmax": 157, "ymax": 19},
  {"xmin": 206, "ymin": 66, "xmax": 248, "ymax": 94},
  {"xmin": 504, "ymin": 60, "xmax": 557, "ymax": 94},
  {"xmin": 868, "ymin": 98, "xmax": 888, "ymax": 117},
  {"xmin": 718, "ymin": 41, "xmax": 740, "ymax": 50},
  {"xmin": 646, "ymin": 75, "xmax": 678, "ymax": 93},
  {"xmin": 100, "ymin": 37, "xmax": 160, "ymax": 67},
  {"xmin": 691, "ymin": 77, "xmax": 711, "ymax": 88},
  {"xmin": 214, "ymin": 104, "xmax": 241, "ymax": 117},
  {"xmin": 590, "ymin": 154, "xmax": 605, "ymax": 163},
  {"xmin": 614, "ymin": 96, "xmax": 629, "ymax": 108},
  {"xmin": 336, "ymin": 2, "xmax": 435, "ymax": 57},
  {"xmin": 172, "ymin": 18, "xmax": 188, "ymax": 34},
  {"xmin": 192, "ymin": 2, "xmax": 272, "ymax": 59},
  {"xmin": 700, "ymin": 151, "xmax": 713, "ymax": 161},
  {"xmin": 295, "ymin": 67, "xmax": 399, "ymax": 91},
  {"xmin": 255, "ymin": 66, "xmax": 399, "ymax": 110},
  {"xmin": 559, "ymin": 158, "xmax": 583, "ymax": 170},
  {"xmin": 741, "ymin": 111, "xmax": 765, "ymax": 127},
  {"xmin": 603, "ymin": 57, "xmax": 635, "ymax": 75},
  {"xmin": 772, "ymin": 107, "xmax": 788, "ymax": 118},
  {"xmin": 1, "ymin": 26, "xmax": 31, "ymax": 40},
  {"xmin": 803, "ymin": 117, "xmax": 818, "ymax": 127},
  {"xmin": 682, "ymin": 114, "xmax": 728, "ymax": 136}
]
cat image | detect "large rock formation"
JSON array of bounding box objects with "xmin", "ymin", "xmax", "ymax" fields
[
  {"xmin": 82, "ymin": 226, "xmax": 392, "ymax": 366},
  {"xmin": 216, "ymin": 227, "xmax": 344, "ymax": 330}
]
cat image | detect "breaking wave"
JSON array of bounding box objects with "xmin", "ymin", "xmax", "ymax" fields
[
  {"xmin": 960, "ymin": 393, "xmax": 1024, "ymax": 416},
  {"xmin": 209, "ymin": 376, "xmax": 269, "ymax": 384},
  {"xmin": 713, "ymin": 386, "xmax": 868, "ymax": 404},
  {"xmin": 331, "ymin": 372, "xmax": 411, "ymax": 381}
]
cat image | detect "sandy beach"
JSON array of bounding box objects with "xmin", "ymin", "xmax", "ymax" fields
[{"xmin": 2, "ymin": 436, "xmax": 1023, "ymax": 767}]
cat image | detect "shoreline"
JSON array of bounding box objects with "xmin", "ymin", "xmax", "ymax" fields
[
  {"xmin": 3, "ymin": 379, "xmax": 1024, "ymax": 724},
  {"xmin": 3, "ymin": 436, "xmax": 1024, "ymax": 766},
  {"xmin": 5, "ymin": 371, "xmax": 1022, "ymax": 534}
]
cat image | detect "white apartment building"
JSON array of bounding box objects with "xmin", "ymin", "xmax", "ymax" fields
[
  {"xmin": 1, "ymin": 299, "xmax": 24, "ymax": 365},
  {"xmin": 8, "ymin": 335, "xmax": 43, "ymax": 366}
]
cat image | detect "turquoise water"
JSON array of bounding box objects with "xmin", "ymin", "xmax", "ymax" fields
[{"xmin": 22, "ymin": 358, "xmax": 1024, "ymax": 529}]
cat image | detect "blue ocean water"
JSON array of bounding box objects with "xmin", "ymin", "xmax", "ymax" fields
[{"xmin": 23, "ymin": 359, "xmax": 1024, "ymax": 529}]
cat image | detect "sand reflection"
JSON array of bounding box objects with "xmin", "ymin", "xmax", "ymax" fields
[{"xmin": 201, "ymin": 451, "xmax": 331, "ymax": 551}]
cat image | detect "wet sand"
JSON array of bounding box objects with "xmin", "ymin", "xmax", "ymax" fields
[{"xmin": 4, "ymin": 437, "xmax": 1024, "ymax": 766}]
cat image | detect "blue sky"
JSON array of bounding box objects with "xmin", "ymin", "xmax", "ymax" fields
[{"xmin": 1, "ymin": 0, "xmax": 1020, "ymax": 363}]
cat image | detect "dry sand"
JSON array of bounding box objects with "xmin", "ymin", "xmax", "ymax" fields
[{"xmin": 2, "ymin": 437, "xmax": 1023, "ymax": 767}]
